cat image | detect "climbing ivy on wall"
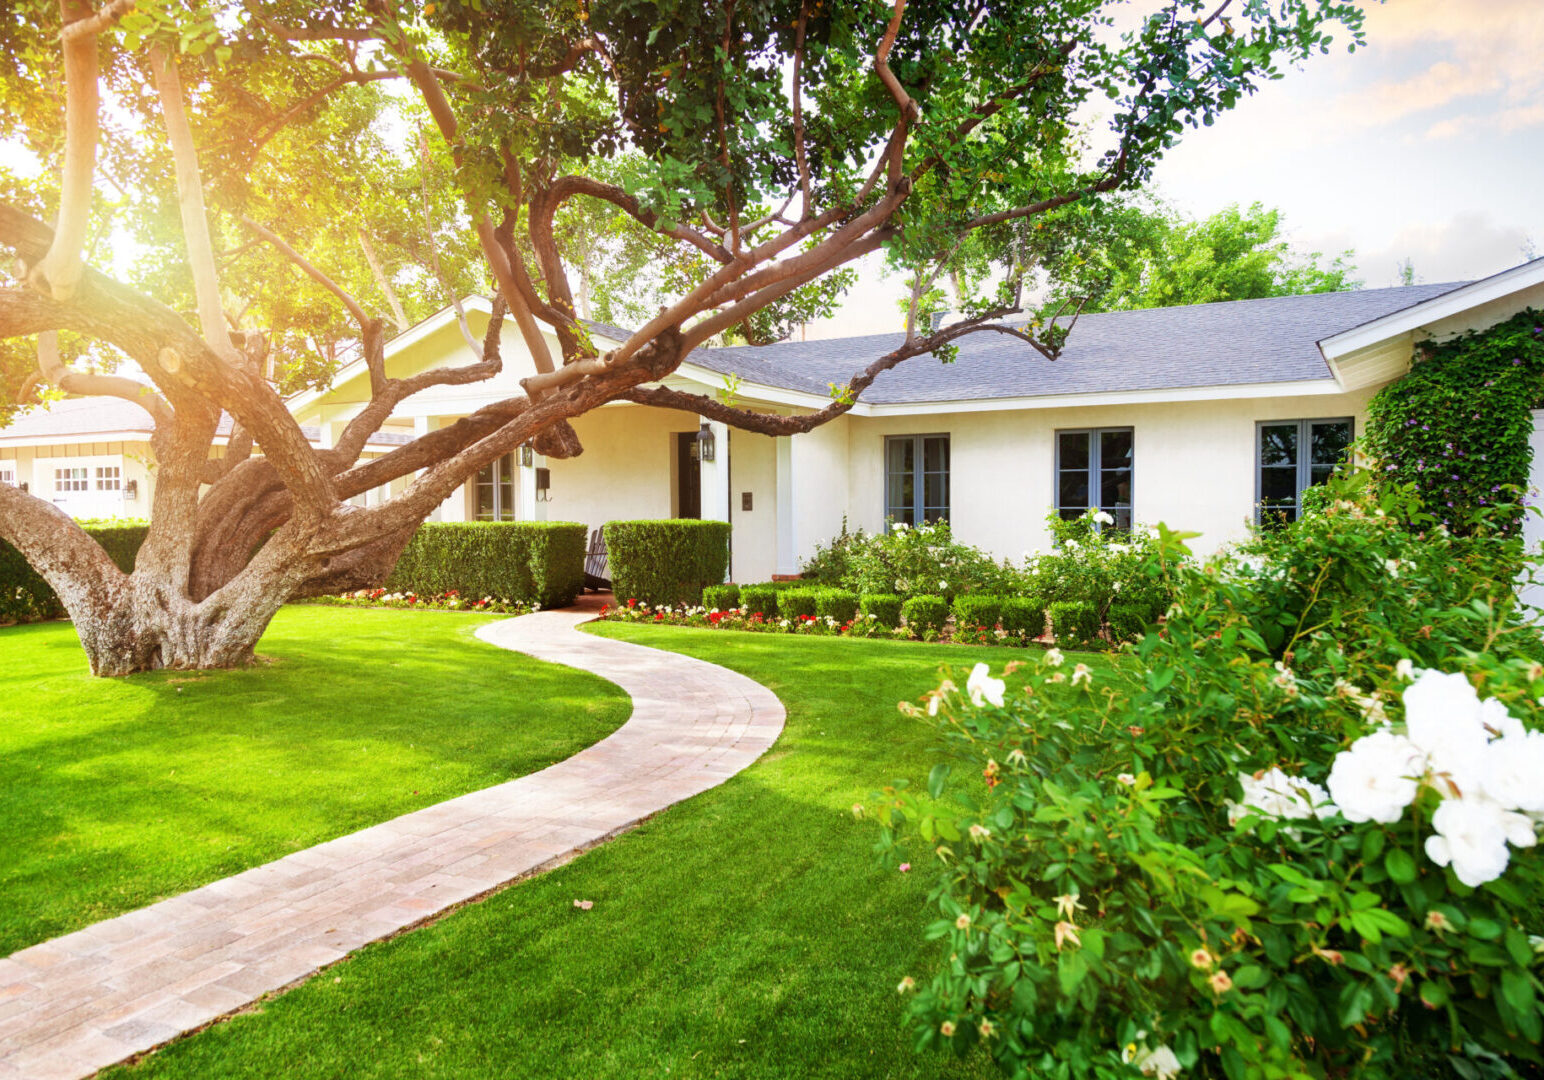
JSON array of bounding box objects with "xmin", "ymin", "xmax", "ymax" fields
[{"xmin": 1363, "ymin": 309, "xmax": 1544, "ymax": 532}]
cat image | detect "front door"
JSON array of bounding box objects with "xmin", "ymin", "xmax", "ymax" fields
[{"xmin": 675, "ymin": 431, "xmax": 701, "ymax": 519}]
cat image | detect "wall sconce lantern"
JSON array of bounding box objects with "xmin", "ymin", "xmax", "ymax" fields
[
  {"xmin": 695, "ymin": 422, "xmax": 716, "ymax": 464},
  {"xmin": 18, "ymin": 481, "xmax": 27, "ymax": 494},
  {"xmin": 519, "ymin": 443, "xmax": 535, "ymax": 468},
  {"xmin": 535, "ymin": 466, "xmax": 552, "ymax": 502}
]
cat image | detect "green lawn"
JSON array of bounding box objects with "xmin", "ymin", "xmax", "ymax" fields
[
  {"xmin": 0, "ymin": 606, "xmax": 629, "ymax": 955},
  {"xmin": 109, "ymin": 624, "xmax": 1115, "ymax": 1080}
]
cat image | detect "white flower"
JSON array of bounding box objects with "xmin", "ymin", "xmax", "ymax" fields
[
  {"xmin": 1482, "ymin": 728, "xmax": 1544, "ymax": 813},
  {"xmin": 1064, "ymin": 539, "xmax": 1080, "ymax": 552},
  {"xmin": 1403, "ymin": 670, "xmax": 1491, "ymax": 796},
  {"xmin": 1071, "ymin": 663, "xmax": 1092, "ymax": 687},
  {"xmin": 1385, "ymin": 558, "xmax": 1401, "ymax": 578},
  {"xmin": 1122, "ymin": 1034, "xmax": 1182, "ymax": 1080},
  {"xmin": 1092, "ymin": 510, "xmax": 1115, "ymax": 526},
  {"xmin": 1145, "ymin": 526, "xmax": 1161, "ymax": 540},
  {"xmin": 1228, "ymin": 768, "xmax": 1337, "ymax": 830},
  {"xmin": 1117, "ymin": 772, "xmax": 1136, "ymax": 786},
  {"xmin": 939, "ymin": 579, "xmax": 948, "ymax": 590},
  {"xmin": 1327, "ymin": 730, "xmax": 1425, "ymax": 824},
  {"xmin": 893, "ymin": 522, "xmax": 909, "ymax": 532},
  {"xmin": 1044, "ymin": 647, "xmax": 1065, "ymax": 668},
  {"xmin": 1395, "ymin": 658, "xmax": 1416, "ymax": 682},
  {"xmin": 1424, "ymin": 796, "xmax": 1534, "ymax": 887},
  {"xmin": 966, "ymin": 663, "xmax": 1005, "ymax": 708}
]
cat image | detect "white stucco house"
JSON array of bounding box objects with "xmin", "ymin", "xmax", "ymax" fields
[{"xmin": 6, "ymin": 256, "xmax": 1543, "ymax": 583}]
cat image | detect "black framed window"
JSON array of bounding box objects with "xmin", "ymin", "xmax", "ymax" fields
[
  {"xmin": 474, "ymin": 452, "xmax": 518, "ymax": 521},
  {"xmin": 1055, "ymin": 428, "xmax": 1133, "ymax": 530},
  {"xmin": 884, "ymin": 434, "xmax": 949, "ymax": 527},
  {"xmin": 1256, "ymin": 418, "xmax": 1353, "ymax": 524}
]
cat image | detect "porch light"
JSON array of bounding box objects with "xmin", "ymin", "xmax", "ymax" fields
[
  {"xmin": 696, "ymin": 422, "xmax": 716, "ymax": 463},
  {"xmin": 520, "ymin": 443, "xmax": 534, "ymax": 467}
]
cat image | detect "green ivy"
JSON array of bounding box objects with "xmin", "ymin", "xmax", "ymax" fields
[{"xmin": 1364, "ymin": 310, "xmax": 1544, "ymax": 531}]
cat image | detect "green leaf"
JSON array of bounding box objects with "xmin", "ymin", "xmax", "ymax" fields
[
  {"xmin": 1467, "ymin": 918, "xmax": 1503, "ymax": 941},
  {"xmin": 1420, "ymin": 980, "xmax": 1449, "ymax": 1008},
  {"xmin": 927, "ymin": 763, "xmax": 950, "ymax": 800},
  {"xmin": 1385, "ymin": 847, "xmax": 1417, "ymax": 885}
]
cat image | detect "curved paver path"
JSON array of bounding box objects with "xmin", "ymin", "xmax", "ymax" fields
[{"xmin": 0, "ymin": 606, "xmax": 784, "ymax": 1080}]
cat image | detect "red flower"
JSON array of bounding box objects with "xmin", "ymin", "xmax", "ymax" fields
[
  {"xmin": 654, "ymin": 612, "xmax": 664, "ymax": 621},
  {"xmin": 628, "ymin": 598, "xmax": 638, "ymax": 608}
]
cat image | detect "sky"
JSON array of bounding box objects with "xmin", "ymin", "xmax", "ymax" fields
[{"xmin": 807, "ymin": 0, "xmax": 1544, "ymax": 339}]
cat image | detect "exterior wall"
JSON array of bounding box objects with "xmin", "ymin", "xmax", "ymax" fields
[
  {"xmin": 0, "ymin": 441, "xmax": 155, "ymax": 519},
  {"xmin": 835, "ymin": 387, "xmax": 1381, "ymax": 564},
  {"xmin": 725, "ymin": 428, "xmax": 778, "ymax": 582},
  {"xmin": 539, "ymin": 404, "xmax": 700, "ymax": 536}
]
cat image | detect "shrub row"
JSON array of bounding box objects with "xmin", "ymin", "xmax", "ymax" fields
[
  {"xmin": 386, "ymin": 521, "xmax": 586, "ymax": 608},
  {"xmin": 605, "ymin": 520, "xmax": 731, "ymax": 608},
  {"xmin": 0, "ymin": 519, "xmax": 149, "ymax": 624}
]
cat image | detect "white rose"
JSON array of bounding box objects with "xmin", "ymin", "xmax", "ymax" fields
[
  {"xmin": 1326, "ymin": 730, "xmax": 1425, "ymax": 824},
  {"xmin": 1093, "ymin": 510, "xmax": 1114, "ymax": 526},
  {"xmin": 966, "ymin": 663, "xmax": 1005, "ymax": 708},
  {"xmin": 1229, "ymin": 768, "xmax": 1336, "ymax": 830},
  {"xmin": 1424, "ymin": 797, "xmax": 1525, "ymax": 888},
  {"xmin": 1394, "ymin": 658, "xmax": 1416, "ymax": 682},
  {"xmin": 1482, "ymin": 729, "xmax": 1544, "ymax": 813},
  {"xmin": 1044, "ymin": 647, "xmax": 1065, "ymax": 668},
  {"xmin": 1402, "ymin": 670, "xmax": 1490, "ymax": 796}
]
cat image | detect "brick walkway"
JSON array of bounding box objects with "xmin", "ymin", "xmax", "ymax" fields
[{"xmin": 0, "ymin": 604, "xmax": 784, "ymax": 1080}]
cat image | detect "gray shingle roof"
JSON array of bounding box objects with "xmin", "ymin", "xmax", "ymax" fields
[{"xmin": 684, "ymin": 283, "xmax": 1466, "ymax": 404}]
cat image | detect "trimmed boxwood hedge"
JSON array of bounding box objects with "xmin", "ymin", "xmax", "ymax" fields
[
  {"xmin": 776, "ymin": 588, "xmax": 819, "ymax": 620},
  {"xmin": 739, "ymin": 584, "xmax": 778, "ymax": 617},
  {"xmin": 386, "ymin": 521, "xmax": 586, "ymax": 608},
  {"xmin": 0, "ymin": 519, "xmax": 149, "ymax": 624},
  {"xmin": 1001, "ymin": 596, "xmax": 1047, "ymax": 639},
  {"xmin": 604, "ymin": 519, "xmax": 731, "ymax": 608},
  {"xmin": 860, "ymin": 593, "xmax": 903, "ymax": 628},
  {"xmin": 1106, "ymin": 602, "xmax": 1153, "ymax": 645},
  {"xmin": 902, "ymin": 594, "xmax": 949, "ymax": 636},
  {"xmin": 813, "ymin": 587, "xmax": 860, "ymax": 624},
  {"xmin": 702, "ymin": 583, "xmax": 740, "ymax": 611},
  {"xmin": 952, "ymin": 594, "xmax": 1005, "ymax": 630},
  {"xmin": 1049, "ymin": 599, "xmax": 1101, "ymax": 650}
]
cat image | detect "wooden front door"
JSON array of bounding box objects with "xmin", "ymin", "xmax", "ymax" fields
[{"xmin": 675, "ymin": 431, "xmax": 701, "ymax": 519}]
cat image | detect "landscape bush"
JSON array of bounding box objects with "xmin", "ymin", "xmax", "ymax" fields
[
  {"xmin": 1105, "ymin": 600, "xmax": 1152, "ymax": 645},
  {"xmin": 776, "ymin": 588, "xmax": 819, "ymax": 620},
  {"xmin": 813, "ymin": 587, "xmax": 860, "ymax": 624},
  {"xmin": 838, "ymin": 520, "xmax": 1011, "ymax": 600},
  {"xmin": 0, "ymin": 519, "xmax": 149, "ymax": 624},
  {"xmin": 877, "ymin": 469, "xmax": 1544, "ymax": 1079},
  {"xmin": 1048, "ymin": 599, "xmax": 1101, "ymax": 649},
  {"xmin": 387, "ymin": 521, "xmax": 585, "ymax": 608},
  {"xmin": 952, "ymin": 594, "xmax": 1005, "ymax": 631},
  {"xmin": 999, "ymin": 596, "xmax": 1046, "ymax": 640},
  {"xmin": 738, "ymin": 584, "xmax": 778, "ymax": 617},
  {"xmin": 860, "ymin": 593, "xmax": 903, "ymax": 629},
  {"xmin": 604, "ymin": 519, "xmax": 730, "ymax": 607},
  {"xmin": 702, "ymin": 583, "xmax": 740, "ymax": 611},
  {"xmin": 901, "ymin": 594, "xmax": 949, "ymax": 637}
]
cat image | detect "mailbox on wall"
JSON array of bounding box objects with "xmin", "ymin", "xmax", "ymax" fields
[{"xmin": 535, "ymin": 466, "xmax": 551, "ymax": 502}]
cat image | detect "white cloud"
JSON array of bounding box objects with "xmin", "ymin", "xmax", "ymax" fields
[{"xmin": 1356, "ymin": 214, "xmax": 1534, "ymax": 286}]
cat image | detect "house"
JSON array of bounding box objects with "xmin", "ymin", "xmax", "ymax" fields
[
  {"xmin": 0, "ymin": 397, "xmax": 410, "ymax": 519},
  {"xmin": 9, "ymin": 257, "xmax": 1544, "ymax": 582}
]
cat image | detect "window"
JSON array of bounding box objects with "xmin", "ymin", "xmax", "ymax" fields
[
  {"xmin": 474, "ymin": 452, "xmax": 518, "ymax": 521},
  {"xmin": 95, "ymin": 465, "xmax": 121, "ymax": 491},
  {"xmin": 884, "ymin": 434, "xmax": 950, "ymax": 527},
  {"xmin": 1056, "ymin": 428, "xmax": 1133, "ymax": 530},
  {"xmin": 54, "ymin": 467, "xmax": 88, "ymax": 493},
  {"xmin": 0, "ymin": 468, "xmax": 13, "ymax": 486},
  {"xmin": 1256, "ymin": 418, "xmax": 1353, "ymax": 524}
]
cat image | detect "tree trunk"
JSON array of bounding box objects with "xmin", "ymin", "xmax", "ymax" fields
[{"xmin": 69, "ymin": 578, "xmax": 290, "ymax": 677}]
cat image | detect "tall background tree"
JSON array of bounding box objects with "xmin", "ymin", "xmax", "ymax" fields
[{"xmin": 0, "ymin": 0, "xmax": 1366, "ymax": 674}]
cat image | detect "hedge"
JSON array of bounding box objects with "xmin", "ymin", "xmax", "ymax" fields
[
  {"xmin": 860, "ymin": 593, "xmax": 903, "ymax": 628},
  {"xmin": 902, "ymin": 594, "xmax": 949, "ymax": 636},
  {"xmin": 739, "ymin": 584, "xmax": 778, "ymax": 617},
  {"xmin": 1001, "ymin": 596, "xmax": 1047, "ymax": 640},
  {"xmin": 702, "ymin": 583, "xmax": 740, "ymax": 611},
  {"xmin": 1106, "ymin": 602, "xmax": 1151, "ymax": 645},
  {"xmin": 0, "ymin": 519, "xmax": 149, "ymax": 624},
  {"xmin": 386, "ymin": 521, "xmax": 586, "ymax": 608},
  {"xmin": 1048, "ymin": 600, "xmax": 1101, "ymax": 650},
  {"xmin": 953, "ymin": 594, "xmax": 1005, "ymax": 630},
  {"xmin": 776, "ymin": 588, "xmax": 819, "ymax": 620},
  {"xmin": 813, "ymin": 587, "xmax": 860, "ymax": 624},
  {"xmin": 604, "ymin": 519, "xmax": 731, "ymax": 607}
]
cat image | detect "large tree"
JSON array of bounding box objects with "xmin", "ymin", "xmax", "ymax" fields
[{"xmin": 0, "ymin": 0, "xmax": 1364, "ymax": 675}]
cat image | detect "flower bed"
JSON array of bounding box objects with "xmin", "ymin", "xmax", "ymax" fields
[
  {"xmin": 597, "ymin": 597, "xmax": 1049, "ymax": 647},
  {"xmin": 305, "ymin": 589, "xmax": 536, "ymax": 615}
]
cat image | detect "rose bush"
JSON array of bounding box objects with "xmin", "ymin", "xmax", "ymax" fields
[
  {"xmin": 874, "ymin": 470, "xmax": 1544, "ymax": 1079},
  {"xmin": 307, "ymin": 589, "xmax": 534, "ymax": 614}
]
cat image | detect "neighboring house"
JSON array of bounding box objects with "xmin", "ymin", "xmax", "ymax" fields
[
  {"xmin": 9, "ymin": 257, "xmax": 1544, "ymax": 582},
  {"xmin": 0, "ymin": 396, "xmax": 410, "ymax": 519}
]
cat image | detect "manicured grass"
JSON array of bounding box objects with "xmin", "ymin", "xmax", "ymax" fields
[
  {"xmin": 0, "ymin": 606, "xmax": 628, "ymax": 956},
  {"xmin": 110, "ymin": 626, "xmax": 1116, "ymax": 1080}
]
